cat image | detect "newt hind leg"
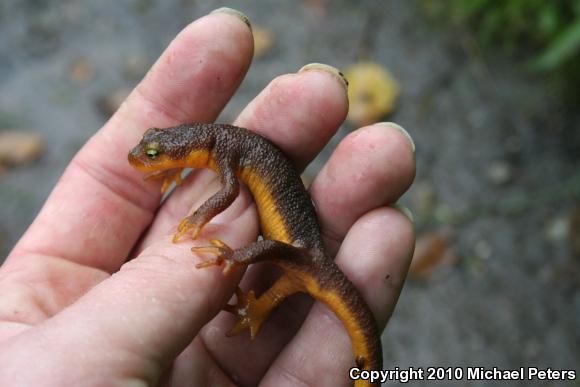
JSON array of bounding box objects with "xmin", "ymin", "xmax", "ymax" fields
[
  {"xmin": 192, "ymin": 239, "xmax": 306, "ymax": 338},
  {"xmin": 224, "ymin": 275, "xmax": 303, "ymax": 338},
  {"xmin": 192, "ymin": 238, "xmax": 383, "ymax": 372}
]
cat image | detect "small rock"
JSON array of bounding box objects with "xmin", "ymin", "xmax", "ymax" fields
[
  {"xmin": 69, "ymin": 56, "xmax": 94, "ymax": 85},
  {"xmin": 544, "ymin": 215, "xmax": 569, "ymax": 244},
  {"xmin": 486, "ymin": 161, "xmax": 513, "ymax": 186},
  {"xmin": 96, "ymin": 88, "xmax": 131, "ymax": 118},
  {"xmin": 123, "ymin": 55, "xmax": 148, "ymax": 80},
  {"xmin": 0, "ymin": 131, "xmax": 44, "ymax": 167},
  {"xmin": 473, "ymin": 240, "xmax": 492, "ymax": 260},
  {"xmin": 253, "ymin": 26, "xmax": 275, "ymax": 58}
]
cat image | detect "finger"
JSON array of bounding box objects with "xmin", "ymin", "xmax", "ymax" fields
[
  {"xmin": 235, "ymin": 63, "xmax": 349, "ymax": 170},
  {"xmin": 170, "ymin": 338, "xmax": 234, "ymax": 386},
  {"xmin": 0, "ymin": 218, "xmax": 255, "ymax": 386},
  {"xmin": 7, "ymin": 10, "xmax": 253, "ymax": 273},
  {"xmin": 198, "ymin": 122, "xmax": 414, "ymax": 385},
  {"xmin": 261, "ymin": 207, "xmax": 415, "ymax": 386},
  {"xmin": 311, "ymin": 122, "xmax": 416, "ymax": 254},
  {"xmin": 138, "ymin": 65, "xmax": 348, "ymax": 249}
]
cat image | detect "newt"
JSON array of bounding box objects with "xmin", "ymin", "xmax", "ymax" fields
[{"xmin": 128, "ymin": 123, "xmax": 382, "ymax": 386}]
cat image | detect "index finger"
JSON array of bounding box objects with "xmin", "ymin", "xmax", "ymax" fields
[{"xmin": 5, "ymin": 9, "xmax": 254, "ymax": 273}]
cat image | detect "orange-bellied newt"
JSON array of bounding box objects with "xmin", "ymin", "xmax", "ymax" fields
[{"xmin": 128, "ymin": 123, "xmax": 382, "ymax": 386}]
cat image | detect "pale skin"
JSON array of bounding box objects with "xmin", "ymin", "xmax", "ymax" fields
[{"xmin": 0, "ymin": 10, "xmax": 416, "ymax": 387}]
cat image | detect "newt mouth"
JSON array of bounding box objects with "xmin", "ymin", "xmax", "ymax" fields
[{"xmin": 143, "ymin": 170, "xmax": 168, "ymax": 181}]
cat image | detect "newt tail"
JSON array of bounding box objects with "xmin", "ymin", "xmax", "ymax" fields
[{"xmin": 129, "ymin": 123, "xmax": 383, "ymax": 386}]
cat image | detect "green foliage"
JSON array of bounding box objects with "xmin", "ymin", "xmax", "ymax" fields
[
  {"xmin": 532, "ymin": 19, "xmax": 580, "ymax": 71},
  {"xmin": 421, "ymin": 0, "xmax": 580, "ymax": 95}
]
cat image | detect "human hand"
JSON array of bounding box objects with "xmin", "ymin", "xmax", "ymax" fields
[{"xmin": 0, "ymin": 8, "xmax": 415, "ymax": 386}]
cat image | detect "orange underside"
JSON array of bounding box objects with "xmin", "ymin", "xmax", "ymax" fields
[{"xmin": 157, "ymin": 149, "xmax": 374, "ymax": 381}]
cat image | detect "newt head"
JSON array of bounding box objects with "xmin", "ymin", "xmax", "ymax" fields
[
  {"xmin": 128, "ymin": 127, "xmax": 176, "ymax": 172},
  {"xmin": 129, "ymin": 125, "xmax": 213, "ymax": 183}
]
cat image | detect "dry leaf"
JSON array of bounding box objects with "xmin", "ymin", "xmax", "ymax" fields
[
  {"xmin": 0, "ymin": 131, "xmax": 44, "ymax": 167},
  {"xmin": 344, "ymin": 61, "xmax": 399, "ymax": 127},
  {"xmin": 69, "ymin": 56, "xmax": 94, "ymax": 85},
  {"xmin": 409, "ymin": 228, "xmax": 456, "ymax": 280},
  {"xmin": 253, "ymin": 25, "xmax": 275, "ymax": 58}
]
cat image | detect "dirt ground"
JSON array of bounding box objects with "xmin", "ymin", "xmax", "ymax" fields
[{"xmin": 0, "ymin": 1, "xmax": 578, "ymax": 386}]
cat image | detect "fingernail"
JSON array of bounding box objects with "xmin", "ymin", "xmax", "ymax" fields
[
  {"xmin": 376, "ymin": 122, "xmax": 415, "ymax": 153},
  {"xmin": 210, "ymin": 7, "xmax": 252, "ymax": 31},
  {"xmin": 298, "ymin": 63, "xmax": 348, "ymax": 91},
  {"xmin": 391, "ymin": 203, "xmax": 414, "ymax": 223}
]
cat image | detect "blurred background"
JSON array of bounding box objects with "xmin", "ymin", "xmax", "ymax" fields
[{"xmin": 0, "ymin": 1, "xmax": 578, "ymax": 385}]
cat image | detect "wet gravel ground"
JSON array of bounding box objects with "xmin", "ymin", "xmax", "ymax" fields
[{"xmin": 1, "ymin": 1, "xmax": 578, "ymax": 385}]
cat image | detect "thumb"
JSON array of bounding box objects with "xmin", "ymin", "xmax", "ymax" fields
[{"xmin": 0, "ymin": 208, "xmax": 257, "ymax": 386}]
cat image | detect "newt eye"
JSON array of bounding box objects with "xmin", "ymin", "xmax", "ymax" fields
[{"xmin": 146, "ymin": 148, "xmax": 159, "ymax": 160}]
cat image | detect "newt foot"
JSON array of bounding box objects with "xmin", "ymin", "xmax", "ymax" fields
[
  {"xmin": 224, "ymin": 287, "xmax": 266, "ymax": 339},
  {"xmin": 173, "ymin": 216, "xmax": 202, "ymax": 243},
  {"xmin": 160, "ymin": 169, "xmax": 183, "ymax": 195},
  {"xmin": 192, "ymin": 239, "xmax": 236, "ymax": 275}
]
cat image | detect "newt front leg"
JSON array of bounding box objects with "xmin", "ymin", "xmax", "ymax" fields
[
  {"xmin": 173, "ymin": 162, "xmax": 239, "ymax": 243},
  {"xmin": 144, "ymin": 168, "xmax": 184, "ymax": 194}
]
